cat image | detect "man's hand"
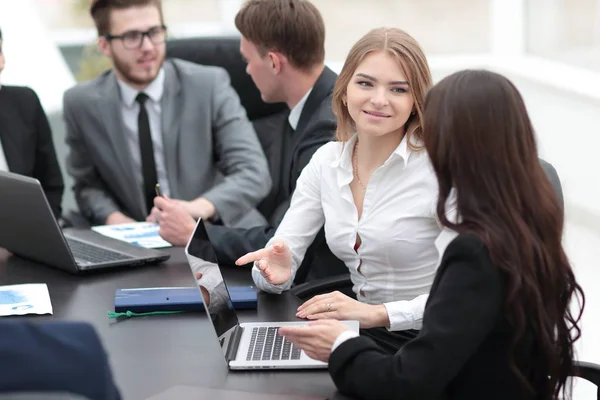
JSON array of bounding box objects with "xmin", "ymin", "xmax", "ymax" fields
[
  {"xmin": 105, "ymin": 211, "xmax": 135, "ymax": 225},
  {"xmin": 153, "ymin": 196, "xmax": 197, "ymax": 246},
  {"xmin": 296, "ymin": 291, "xmax": 390, "ymax": 329},
  {"xmin": 178, "ymin": 198, "xmax": 216, "ymax": 221},
  {"xmin": 235, "ymin": 240, "xmax": 293, "ymax": 285},
  {"xmin": 278, "ymin": 320, "xmax": 351, "ymax": 362}
]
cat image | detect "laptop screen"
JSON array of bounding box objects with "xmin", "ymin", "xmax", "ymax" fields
[{"xmin": 185, "ymin": 219, "xmax": 239, "ymax": 355}]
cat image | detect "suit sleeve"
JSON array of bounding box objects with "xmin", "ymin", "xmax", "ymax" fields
[
  {"xmin": 0, "ymin": 321, "xmax": 121, "ymax": 400},
  {"xmin": 201, "ymin": 68, "xmax": 272, "ymax": 226},
  {"xmin": 29, "ymin": 88, "xmax": 64, "ymax": 219},
  {"xmin": 64, "ymin": 91, "xmax": 121, "ymax": 224},
  {"xmin": 329, "ymin": 237, "xmax": 504, "ymax": 400},
  {"xmin": 206, "ymin": 119, "xmax": 334, "ymax": 267},
  {"xmin": 206, "ymin": 224, "xmax": 276, "ymax": 267}
]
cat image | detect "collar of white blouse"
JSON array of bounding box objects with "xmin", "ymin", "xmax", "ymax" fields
[{"xmin": 329, "ymin": 133, "xmax": 418, "ymax": 190}]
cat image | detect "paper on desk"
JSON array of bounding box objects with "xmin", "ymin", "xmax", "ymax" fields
[
  {"xmin": 0, "ymin": 284, "xmax": 53, "ymax": 316},
  {"xmin": 92, "ymin": 222, "xmax": 172, "ymax": 249}
]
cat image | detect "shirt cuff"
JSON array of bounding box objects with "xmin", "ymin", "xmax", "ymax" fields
[
  {"xmin": 383, "ymin": 300, "xmax": 419, "ymax": 331},
  {"xmin": 331, "ymin": 330, "xmax": 360, "ymax": 353}
]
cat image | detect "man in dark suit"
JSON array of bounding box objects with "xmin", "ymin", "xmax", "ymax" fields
[
  {"xmin": 156, "ymin": 0, "xmax": 345, "ymax": 280},
  {"xmin": 64, "ymin": 0, "xmax": 270, "ymax": 227},
  {"xmin": 0, "ymin": 28, "xmax": 64, "ymax": 219},
  {"xmin": 0, "ymin": 321, "xmax": 121, "ymax": 399}
]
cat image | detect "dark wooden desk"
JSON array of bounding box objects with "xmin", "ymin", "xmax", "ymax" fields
[{"xmin": 0, "ymin": 248, "xmax": 344, "ymax": 400}]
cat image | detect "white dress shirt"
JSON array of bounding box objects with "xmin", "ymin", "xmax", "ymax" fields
[
  {"xmin": 253, "ymin": 134, "xmax": 457, "ymax": 331},
  {"xmin": 116, "ymin": 69, "xmax": 171, "ymax": 197},
  {"xmin": 0, "ymin": 141, "xmax": 8, "ymax": 172},
  {"xmin": 288, "ymin": 88, "xmax": 312, "ymax": 130},
  {"xmin": 0, "ymin": 87, "xmax": 8, "ymax": 172}
]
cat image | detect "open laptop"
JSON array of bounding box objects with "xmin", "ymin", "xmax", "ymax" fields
[
  {"xmin": 0, "ymin": 171, "xmax": 170, "ymax": 273},
  {"xmin": 184, "ymin": 218, "xmax": 359, "ymax": 370}
]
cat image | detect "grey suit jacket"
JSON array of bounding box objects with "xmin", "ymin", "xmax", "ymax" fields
[{"xmin": 63, "ymin": 59, "xmax": 271, "ymax": 226}]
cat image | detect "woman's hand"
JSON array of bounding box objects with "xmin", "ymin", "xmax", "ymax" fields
[
  {"xmin": 279, "ymin": 320, "xmax": 351, "ymax": 362},
  {"xmin": 235, "ymin": 240, "xmax": 293, "ymax": 285},
  {"xmin": 296, "ymin": 291, "xmax": 389, "ymax": 329}
]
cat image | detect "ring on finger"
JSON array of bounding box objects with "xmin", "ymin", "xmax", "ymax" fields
[{"xmin": 325, "ymin": 302, "xmax": 332, "ymax": 312}]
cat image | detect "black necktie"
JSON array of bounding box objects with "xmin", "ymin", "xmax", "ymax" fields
[{"xmin": 136, "ymin": 92, "xmax": 158, "ymax": 214}]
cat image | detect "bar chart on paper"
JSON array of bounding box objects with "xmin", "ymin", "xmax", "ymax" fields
[
  {"xmin": 92, "ymin": 222, "xmax": 173, "ymax": 249},
  {"xmin": 0, "ymin": 284, "xmax": 53, "ymax": 316}
]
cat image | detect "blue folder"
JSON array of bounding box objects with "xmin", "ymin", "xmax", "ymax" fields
[{"xmin": 114, "ymin": 286, "xmax": 257, "ymax": 313}]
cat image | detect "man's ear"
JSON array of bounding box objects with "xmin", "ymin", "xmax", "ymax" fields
[
  {"xmin": 97, "ymin": 36, "xmax": 111, "ymax": 57},
  {"xmin": 268, "ymin": 52, "xmax": 285, "ymax": 75}
]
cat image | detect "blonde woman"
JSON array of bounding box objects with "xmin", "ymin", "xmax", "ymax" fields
[{"xmin": 237, "ymin": 28, "xmax": 455, "ymax": 351}]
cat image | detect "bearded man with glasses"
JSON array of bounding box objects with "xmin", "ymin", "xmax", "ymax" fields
[{"xmin": 63, "ymin": 0, "xmax": 271, "ymax": 229}]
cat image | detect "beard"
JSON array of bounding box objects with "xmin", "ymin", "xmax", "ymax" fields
[{"xmin": 112, "ymin": 52, "xmax": 164, "ymax": 87}]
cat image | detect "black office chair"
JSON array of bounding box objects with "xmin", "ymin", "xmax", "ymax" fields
[
  {"xmin": 166, "ymin": 36, "xmax": 287, "ymax": 121},
  {"xmin": 290, "ymin": 158, "xmax": 567, "ymax": 299},
  {"xmin": 573, "ymin": 361, "xmax": 600, "ymax": 399}
]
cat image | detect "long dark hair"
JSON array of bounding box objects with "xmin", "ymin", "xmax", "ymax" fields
[{"xmin": 423, "ymin": 69, "xmax": 584, "ymax": 399}]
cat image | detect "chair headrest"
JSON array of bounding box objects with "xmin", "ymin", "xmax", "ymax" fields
[{"xmin": 166, "ymin": 36, "xmax": 287, "ymax": 121}]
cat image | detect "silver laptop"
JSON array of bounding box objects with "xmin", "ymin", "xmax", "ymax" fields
[
  {"xmin": 184, "ymin": 218, "xmax": 359, "ymax": 370},
  {"xmin": 0, "ymin": 171, "xmax": 170, "ymax": 273}
]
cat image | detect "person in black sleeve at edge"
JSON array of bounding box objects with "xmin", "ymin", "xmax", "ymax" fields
[{"xmin": 0, "ymin": 27, "xmax": 64, "ymax": 220}]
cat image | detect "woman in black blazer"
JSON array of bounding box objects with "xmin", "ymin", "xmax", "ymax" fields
[
  {"xmin": 280, "ymin": 70, "xmax": 585, "ymax": 400},
  {"xmin": 0, "ymin": 28, "xmax": 64, "ymax": 219}
]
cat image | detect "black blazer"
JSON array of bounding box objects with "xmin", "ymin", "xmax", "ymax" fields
[
  {"xmin": 0, "ymin": 321, "xmax": 121, "ymax": 399},
  {"xmin": 207, "ymin": 67, "xmax": 347, "ymax": 280},
  {"xmin": 330, "ymin": 234, "xmax": 544, "ymax": 400},
  {"xmin": 0, "ymin": 86, "xmax": 64, "ymax": 218}
]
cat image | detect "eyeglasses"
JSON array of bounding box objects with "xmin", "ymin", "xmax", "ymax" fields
[{"xmin": 105, "ymin": 25, "xmax": 167, "ymax": 50}]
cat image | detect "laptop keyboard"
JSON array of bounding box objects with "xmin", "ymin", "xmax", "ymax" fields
[
  {"xmin": 246, "ymin": 327, "xmax": 301, "ymax": 361},
  {"xmin": 66, "ymin": 238, "xmax": 133, "ymax": 264}
]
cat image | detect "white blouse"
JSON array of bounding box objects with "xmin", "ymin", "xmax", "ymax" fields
[{"xmin": 252, "ymin": 134, "xmax": 457, "ymax": 331}]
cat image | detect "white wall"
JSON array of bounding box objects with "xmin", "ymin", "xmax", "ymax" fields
[
  {"xmin": 508, "ymin": 74, "xmax": 600, "ymax": 230},
  {"xmin": 0, "ymin": 0, "xmax": 75, "ymax": 114}
]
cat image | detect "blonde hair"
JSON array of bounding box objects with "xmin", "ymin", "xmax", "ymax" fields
[{"xmin": 332, "ymin": 28, "xmax": 432, "ymax": 149}]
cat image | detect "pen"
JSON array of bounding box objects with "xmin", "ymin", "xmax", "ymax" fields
[{"xmin": 155, "ymin": 183, "xmax": 162, "ymax": 197}]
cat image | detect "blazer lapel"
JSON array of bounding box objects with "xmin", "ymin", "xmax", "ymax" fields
[
  {"xmin": 160, "ymin": 60, "xmax": 182, "ymax": 198},
  {"xmin": 295, "ymin": 66, "xmax": 337, "ymax": 134},
  {"xmin": 286, "ymin": 67, "xmax": 337, "ymax": 194},
  {"xmin": 97, "ymin": 74, "xmax": 144, "ymax": 212}
]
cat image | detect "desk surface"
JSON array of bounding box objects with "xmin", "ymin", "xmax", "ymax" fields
[{"xmin": 0, "ymin": 247, "xmax": 344, "ymax": 400}]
